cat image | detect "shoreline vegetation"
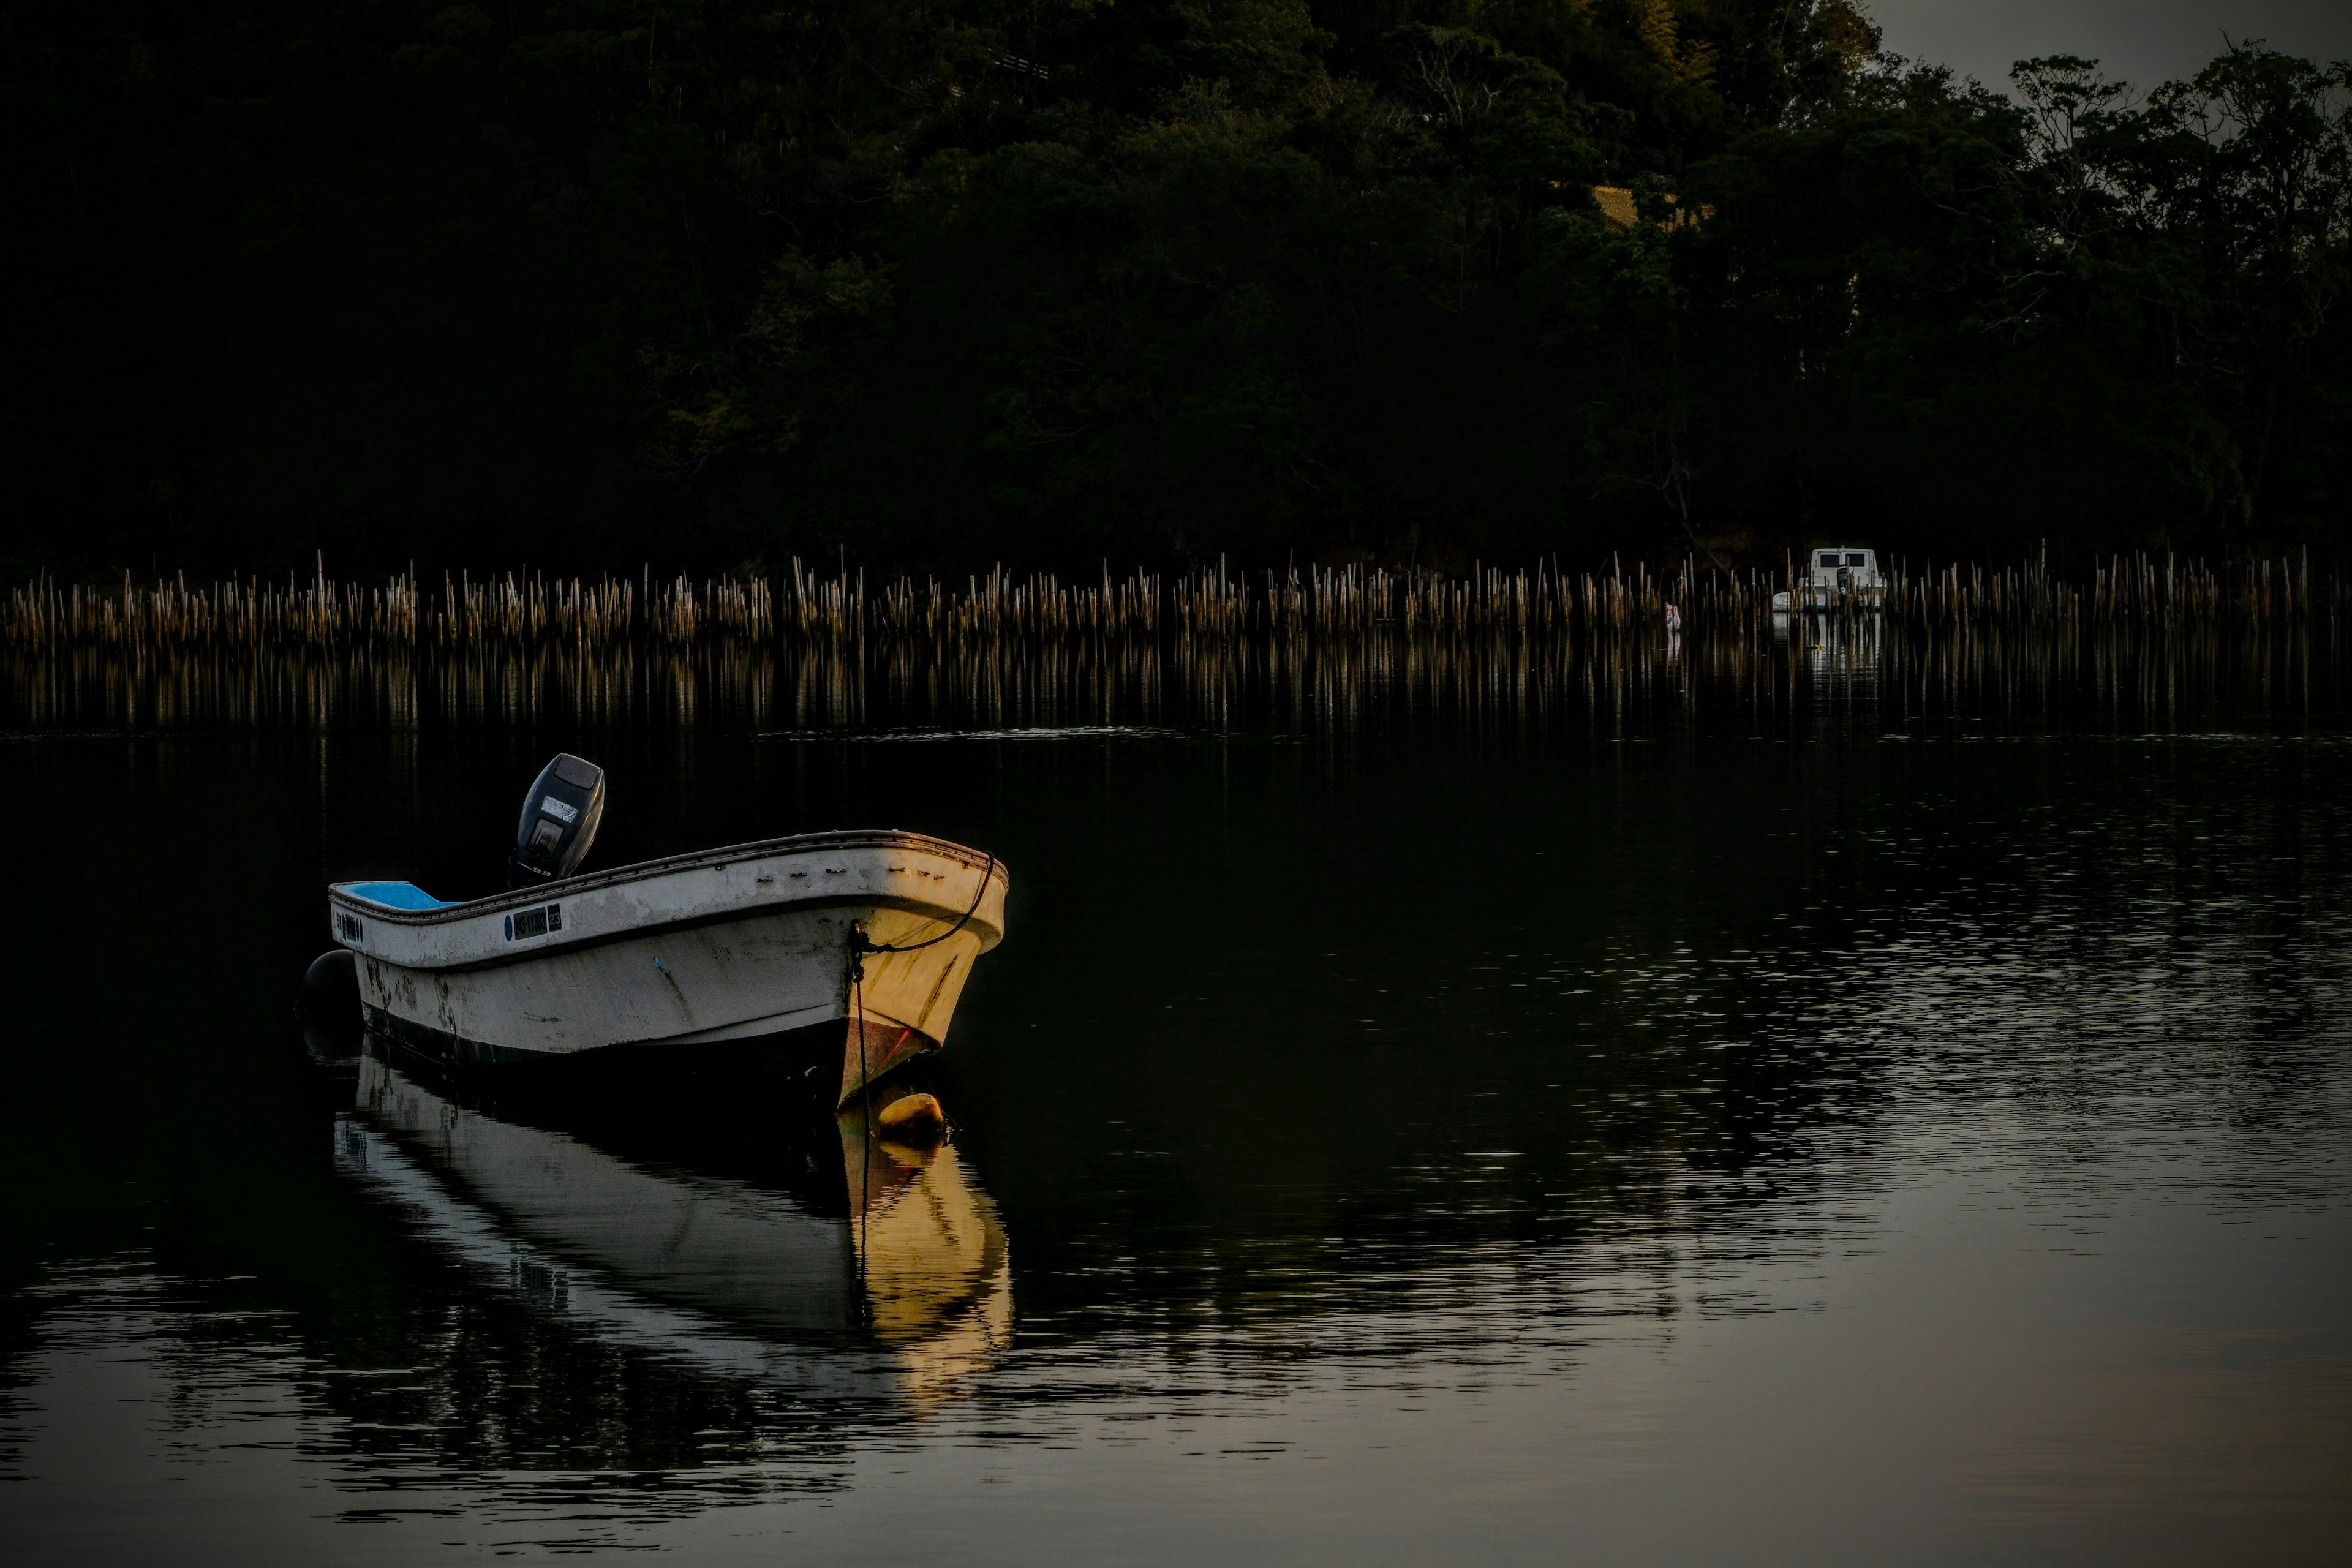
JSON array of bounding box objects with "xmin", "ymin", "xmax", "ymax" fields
[
  {"xmin": 9, "ymin": 555, "xmax": 2340, "ymax": 736},
  {"xmin": 6, "ymin": 554, "xmax": 2341, "ymax": 652},
  {"xmin": 6, "ymin": 6, "xmax": 2349, "ymax": 575}
]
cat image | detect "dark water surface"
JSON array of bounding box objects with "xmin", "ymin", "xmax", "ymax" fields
[{"xmin": 3, "ymin": 633, "xmax": 2349, "ymax": 1563}]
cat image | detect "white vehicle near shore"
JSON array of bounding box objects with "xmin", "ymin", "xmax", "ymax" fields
[{"xmin": 1772, "ymin": 546, "xmax": 1885, "ymax": 610}]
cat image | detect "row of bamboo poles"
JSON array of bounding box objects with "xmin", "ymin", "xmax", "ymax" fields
[{"xmin": 4, "ymin": 551, "xmax": 2342, "ymax": 650}]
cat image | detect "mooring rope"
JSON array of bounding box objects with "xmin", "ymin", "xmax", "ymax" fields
[{"xmin": 851, "ymin": 956, "xmax": 872, "ymax": 1291}]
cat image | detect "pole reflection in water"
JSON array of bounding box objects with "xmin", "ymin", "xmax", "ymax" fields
[
  {"xmin": 337, "ymin": 1046, "xmax": 1011, "ymax": 1405},
  {"xmin": 1774, "ymin": 608, "xmax": 1885, "ymax": 696}
]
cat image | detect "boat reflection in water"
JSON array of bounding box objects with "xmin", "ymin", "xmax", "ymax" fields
[
  {"xmin": 335, "ymin": 1046, "xmax": 1010, "ymax": 1405},
  {"xmin": 1773, "ymin": 604, "xmax": 1886, "ymax": 698}
]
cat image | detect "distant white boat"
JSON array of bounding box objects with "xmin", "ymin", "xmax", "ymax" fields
[
  {"xmin": 328, "ymin": 827, "xmax": 1008, "ymax": 1105},
  {"xmin": 1774, "ymin": 546, "xmax": 1885, "ymax": 611}
]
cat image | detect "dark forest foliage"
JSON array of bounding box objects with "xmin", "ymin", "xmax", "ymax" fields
[{"xmin": 4, "ymin": 1, "xmax": 2348, "ymax": 575}]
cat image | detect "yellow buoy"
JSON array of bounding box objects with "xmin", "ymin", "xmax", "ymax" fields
[{"xmin": 875, "ymin": 1091, "xmax": 946, "ymax": 1140}]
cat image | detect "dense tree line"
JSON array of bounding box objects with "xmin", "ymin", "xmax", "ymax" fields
[{"xmin": 4, "ymin": 1, "xmax": 2348, "ymax": 576}]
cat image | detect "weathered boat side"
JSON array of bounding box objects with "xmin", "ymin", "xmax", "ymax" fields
[{"xmin": 329, "ymin": 829, "xmax": 1008, "ymax": 1102}]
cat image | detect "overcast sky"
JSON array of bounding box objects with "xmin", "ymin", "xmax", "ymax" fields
[{"xmin": 1867, "ymin": 1, "xmax": 2352, "ymax": 93}]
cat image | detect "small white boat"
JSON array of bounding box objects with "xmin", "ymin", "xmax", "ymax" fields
[
  {"xmin": 325, "ymin": 756, "xmax": 1009, "ymax": 1104},
  {"xmin": 1774, "ymin": 546, "xmax": 1886, "ymax": 611}
]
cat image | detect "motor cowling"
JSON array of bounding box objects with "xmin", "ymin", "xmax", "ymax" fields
[{"xmin": 509, "ymin": 753, "xmax": 606, "ymax": 886}]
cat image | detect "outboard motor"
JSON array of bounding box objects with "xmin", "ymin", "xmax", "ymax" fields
[{"xmin": 509, "ymin": 753, "xmax": 606, "ymax": 886}]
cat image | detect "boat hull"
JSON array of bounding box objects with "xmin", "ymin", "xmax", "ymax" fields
[
  {"xmin": 360, "ymin": 1008, "xmax": 943, "ymax": 1107},
  {"xmin": 330, "ymin": 831, "xmax": 1006, "ymax": 1104}
]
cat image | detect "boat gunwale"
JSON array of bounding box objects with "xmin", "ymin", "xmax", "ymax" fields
[
  {"xmin": 328, "ymin": 828, "xmax": 1006, "ymax": 927},
  {"xmin": 352, "ymin": 892, "xmax": 1002, "ymax": 978}
]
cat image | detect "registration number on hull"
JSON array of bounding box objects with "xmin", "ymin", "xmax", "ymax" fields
[{"xmin": 504, "ymin": 905, "xmax": 564, "ymax": 941}]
